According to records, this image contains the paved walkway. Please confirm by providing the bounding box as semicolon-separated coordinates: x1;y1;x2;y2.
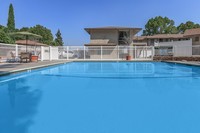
0;60;71;76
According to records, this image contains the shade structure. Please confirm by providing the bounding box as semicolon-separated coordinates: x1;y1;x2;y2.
10;32;43;52
15;40;47;46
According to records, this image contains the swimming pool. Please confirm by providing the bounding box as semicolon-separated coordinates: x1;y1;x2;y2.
0;62;200;133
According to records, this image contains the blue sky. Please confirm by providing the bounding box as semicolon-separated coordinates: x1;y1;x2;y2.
0;0;200;45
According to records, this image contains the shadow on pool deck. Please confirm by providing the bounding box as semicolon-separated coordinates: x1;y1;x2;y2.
0;63;22;68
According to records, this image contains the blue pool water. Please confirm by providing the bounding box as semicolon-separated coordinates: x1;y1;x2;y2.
0;62;200;133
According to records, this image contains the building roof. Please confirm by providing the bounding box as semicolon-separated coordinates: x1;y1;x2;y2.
85;26;142;34
184;28;200;37
146;34;185;39
133;34;186;41
16;40;48;46
84;43;116;46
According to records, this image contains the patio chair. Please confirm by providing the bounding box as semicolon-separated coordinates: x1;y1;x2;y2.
7;51;17;62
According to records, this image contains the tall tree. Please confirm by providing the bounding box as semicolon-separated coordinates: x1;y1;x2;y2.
143;16;178;36
54;29;64;46
7;4;15;32
177;21;200;33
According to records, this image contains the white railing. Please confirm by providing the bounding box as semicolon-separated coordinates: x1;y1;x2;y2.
0;43;41;62
57;46;153;61
1;43;200;62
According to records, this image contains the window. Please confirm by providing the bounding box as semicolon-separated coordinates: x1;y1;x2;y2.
118;31;129;45
119;31;128;39
195;37;199;42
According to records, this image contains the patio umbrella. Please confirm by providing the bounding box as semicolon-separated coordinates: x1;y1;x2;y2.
10;32;42;52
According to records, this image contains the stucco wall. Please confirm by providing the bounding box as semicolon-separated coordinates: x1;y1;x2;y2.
90;30;118;45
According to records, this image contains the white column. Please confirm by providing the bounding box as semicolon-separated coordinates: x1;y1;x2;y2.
152;46;154;60
67;46;69;60
101;46;102;60
135;46;137;60
84;46;86;60
117;45;119;60
49;46;52;61
143;48;145;58
173;46;175;57
41;46;44;61
15;44;18;57
145;46;147;59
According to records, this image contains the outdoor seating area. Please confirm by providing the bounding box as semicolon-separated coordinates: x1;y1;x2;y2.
20;52;32;63
1;51;39;63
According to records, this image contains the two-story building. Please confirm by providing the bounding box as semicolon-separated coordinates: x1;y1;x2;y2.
85;26;142;46
84;27;142;59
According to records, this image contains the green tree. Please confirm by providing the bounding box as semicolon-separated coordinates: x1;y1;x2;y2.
29;25;53;45
20;27;30;32
0;25;5;30
0;30;14;44
16;27;30;40
0;25;9;33
54;29;64;46
143;16;178;36
177;21;200;33
7;4;15;32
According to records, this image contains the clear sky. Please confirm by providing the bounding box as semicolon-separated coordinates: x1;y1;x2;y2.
0;0;200;45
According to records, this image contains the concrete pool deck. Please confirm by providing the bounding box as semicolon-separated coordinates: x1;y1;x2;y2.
0;60;71;76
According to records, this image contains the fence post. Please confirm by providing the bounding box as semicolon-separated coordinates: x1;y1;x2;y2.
145;46;147;59
15;44;18;57
49;46;52;61
67;46;69;60
41;46;44;61
84;46;86;60
101;46;102;60
173;46;175;57
117;46;119;60
152;46;154;60
135;46;137;60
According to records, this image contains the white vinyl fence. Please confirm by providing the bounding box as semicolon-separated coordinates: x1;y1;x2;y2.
58;46;153;60
154;45;200;57
1;43;200;62
0;43;41;62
